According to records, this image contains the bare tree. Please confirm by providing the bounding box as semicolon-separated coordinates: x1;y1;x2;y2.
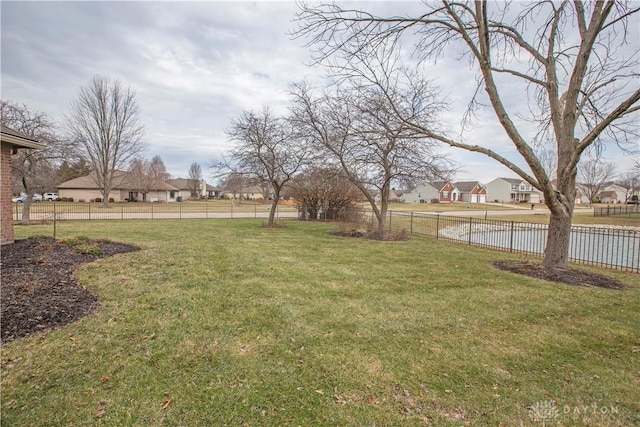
57;158;92;184
290;81;453;239
219;172;247;201
149;155;170;184
188;162;203;199
1;100;68;223
294;1;640;268
617;168;640;202
66;76;145;207
128;155;170;201
577;153;616;204
223;107;311;226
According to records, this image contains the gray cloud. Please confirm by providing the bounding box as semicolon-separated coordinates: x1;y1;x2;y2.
2;1;636;184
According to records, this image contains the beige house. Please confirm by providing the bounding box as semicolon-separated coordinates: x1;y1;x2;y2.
165;178;208;200
58;172;180;202
1;125;46;244
486;177;542;203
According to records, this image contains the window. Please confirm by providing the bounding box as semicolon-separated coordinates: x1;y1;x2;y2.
170;191;175;199
443;191;449;198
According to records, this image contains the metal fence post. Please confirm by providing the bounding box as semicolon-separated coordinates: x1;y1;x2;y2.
151;202;154;220
436;215;440;240
410;212;413;235
510;221;515;253
121;204;124;220
180;202;182;219
53;202;57;240
88;202;91;221
468;217;473;245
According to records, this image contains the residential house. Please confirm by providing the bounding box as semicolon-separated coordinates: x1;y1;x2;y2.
430;181;459;202
374;189;405;203
596;190;618;204
486;177;541;203
165;178;208;200
205;184;221;199
1;125;46;244
599;182;628;203
402;181;458;203
455;181;487;203
58;172;180;202
402;183;438;203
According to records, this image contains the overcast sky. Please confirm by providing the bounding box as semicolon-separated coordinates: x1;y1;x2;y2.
2;1;638;185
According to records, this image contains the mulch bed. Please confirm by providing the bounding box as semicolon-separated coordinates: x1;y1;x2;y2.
1;237;139;343
492;261;625;290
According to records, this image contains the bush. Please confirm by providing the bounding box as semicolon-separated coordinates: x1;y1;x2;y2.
109;198;115;203
94;198;102;203
78;199;85;203
62;236;103;255
430;198;440;204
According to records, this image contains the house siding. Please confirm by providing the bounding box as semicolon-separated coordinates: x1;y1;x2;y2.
486;178;541;203
58;189;123;202
1;143;14;244
402;184;439;203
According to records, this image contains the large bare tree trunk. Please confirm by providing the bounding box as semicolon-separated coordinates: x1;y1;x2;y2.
543;155;577;269
20;199;32;225
544;209;573;269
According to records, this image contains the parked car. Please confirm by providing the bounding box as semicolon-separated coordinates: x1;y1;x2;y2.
626;199;640;205
43;192;59;201
12;194;42;203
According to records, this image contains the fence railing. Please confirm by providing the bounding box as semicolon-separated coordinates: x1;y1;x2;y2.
13;202;639;272
353;210;639;273
13;201;299;221
593;204;640;217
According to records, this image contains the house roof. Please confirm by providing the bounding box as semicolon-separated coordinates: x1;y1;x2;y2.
205;184;220;191
429;181;450;191
165;178;202;191
500;177;524;185
58;172;179;191
598;191;617;198
1;125;47;150
454;181;481;192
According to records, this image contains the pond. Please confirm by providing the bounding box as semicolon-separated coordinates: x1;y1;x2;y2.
456;227;639;270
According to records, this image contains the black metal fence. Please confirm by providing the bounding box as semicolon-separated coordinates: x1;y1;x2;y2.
593;204;640;217
355;210;639;273
13;201;299;221
13;202;639;272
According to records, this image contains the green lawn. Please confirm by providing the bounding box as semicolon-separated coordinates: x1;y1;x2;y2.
3;220;639;426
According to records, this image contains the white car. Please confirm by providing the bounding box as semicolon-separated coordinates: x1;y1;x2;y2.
12;194;42;203
43;192;59;201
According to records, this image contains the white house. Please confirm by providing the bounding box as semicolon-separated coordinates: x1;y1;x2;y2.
485;177;541;203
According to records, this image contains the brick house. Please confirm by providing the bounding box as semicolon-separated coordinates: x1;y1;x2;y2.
1;125;46;244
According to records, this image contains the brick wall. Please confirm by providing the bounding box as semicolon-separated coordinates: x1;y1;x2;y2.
1;142;15;244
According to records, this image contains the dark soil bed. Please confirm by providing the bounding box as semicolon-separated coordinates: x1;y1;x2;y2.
492;261;625;290
1;237;139;343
